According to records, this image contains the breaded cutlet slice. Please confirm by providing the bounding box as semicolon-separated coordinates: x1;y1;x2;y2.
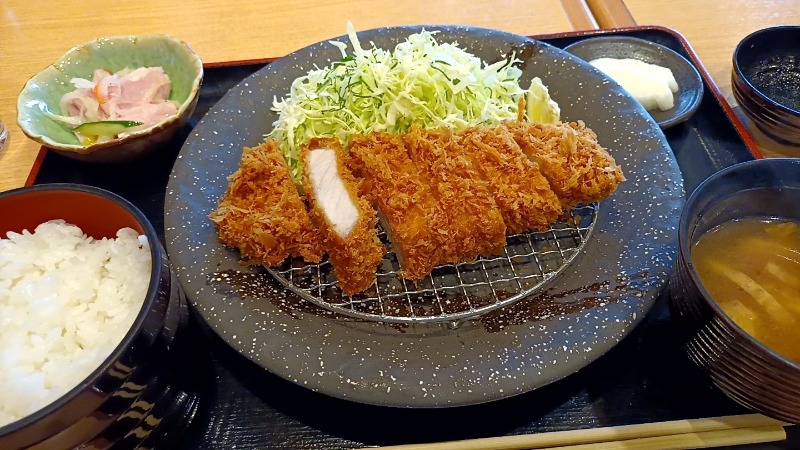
302;137;384;296
458;126;563;234
210;139;323;266
505;120;625;209
404;126;506;263
348;132;448;280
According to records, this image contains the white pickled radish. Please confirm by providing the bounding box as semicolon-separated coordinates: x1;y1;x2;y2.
590;57;679;111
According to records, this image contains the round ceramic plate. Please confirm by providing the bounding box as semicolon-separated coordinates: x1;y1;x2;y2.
564;35;704;129
164;26;684;407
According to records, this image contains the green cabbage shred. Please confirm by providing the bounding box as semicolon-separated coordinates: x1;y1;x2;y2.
267;22;560;182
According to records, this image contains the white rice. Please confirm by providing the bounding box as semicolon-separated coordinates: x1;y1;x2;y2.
0;220;151;427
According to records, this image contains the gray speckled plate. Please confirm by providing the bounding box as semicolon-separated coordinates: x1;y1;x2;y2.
164;26;684;408
564;36;704;130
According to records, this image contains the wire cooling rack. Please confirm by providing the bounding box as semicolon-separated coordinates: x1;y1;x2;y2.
268;203;598;324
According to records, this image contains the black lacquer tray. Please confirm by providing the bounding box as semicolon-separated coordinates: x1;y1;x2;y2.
29;26;798;449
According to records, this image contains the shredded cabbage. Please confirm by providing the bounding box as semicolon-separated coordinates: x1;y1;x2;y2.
526;77;561;124
268;22;559;182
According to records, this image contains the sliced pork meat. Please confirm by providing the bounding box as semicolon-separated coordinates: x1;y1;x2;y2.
209;140;324;267
505;120;626;209
212;122;626;296
404;126;506;263
348;132;448;280
302;137;384;296
458;125;563;234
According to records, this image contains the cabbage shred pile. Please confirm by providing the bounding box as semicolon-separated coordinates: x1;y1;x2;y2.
268;23;558;182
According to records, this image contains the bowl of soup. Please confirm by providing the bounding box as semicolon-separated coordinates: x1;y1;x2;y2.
669;157;800;423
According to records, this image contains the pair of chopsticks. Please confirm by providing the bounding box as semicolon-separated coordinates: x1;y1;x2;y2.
376;414;789;449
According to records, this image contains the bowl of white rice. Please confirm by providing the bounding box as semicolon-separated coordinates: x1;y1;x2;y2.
0;183;196;449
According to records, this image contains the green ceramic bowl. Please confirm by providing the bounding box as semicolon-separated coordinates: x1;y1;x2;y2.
17;35;203;163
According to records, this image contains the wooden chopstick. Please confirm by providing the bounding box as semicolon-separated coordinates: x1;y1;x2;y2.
560;0;600;31
544;425;786;450
375;414;789;450
585;0;637;29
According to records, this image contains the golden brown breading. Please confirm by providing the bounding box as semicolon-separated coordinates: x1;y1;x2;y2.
348;132;448;280
302;137;384;296
458;126;563;234
210;140;323;266
404;126;506;262
505;120;625;209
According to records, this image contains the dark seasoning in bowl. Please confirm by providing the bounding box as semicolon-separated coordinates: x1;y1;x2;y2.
733;26;800;146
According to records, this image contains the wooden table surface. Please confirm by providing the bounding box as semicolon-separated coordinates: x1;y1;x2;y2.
1;0;798;191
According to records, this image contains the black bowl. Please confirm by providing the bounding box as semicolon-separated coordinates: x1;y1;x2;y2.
733;26;800;146
564;35;704;129
669;158;800;423
0;184;201;449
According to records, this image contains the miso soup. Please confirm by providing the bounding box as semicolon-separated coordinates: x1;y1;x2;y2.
692;217;800;363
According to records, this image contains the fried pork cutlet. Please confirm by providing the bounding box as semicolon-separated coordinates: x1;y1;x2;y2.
404;126;506;263
458;126;563;234
348;132;448;280
302;137;384;296
505;120;625;209
210;140;323;266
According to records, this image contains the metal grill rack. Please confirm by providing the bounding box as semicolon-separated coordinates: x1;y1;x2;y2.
268;203;598;324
